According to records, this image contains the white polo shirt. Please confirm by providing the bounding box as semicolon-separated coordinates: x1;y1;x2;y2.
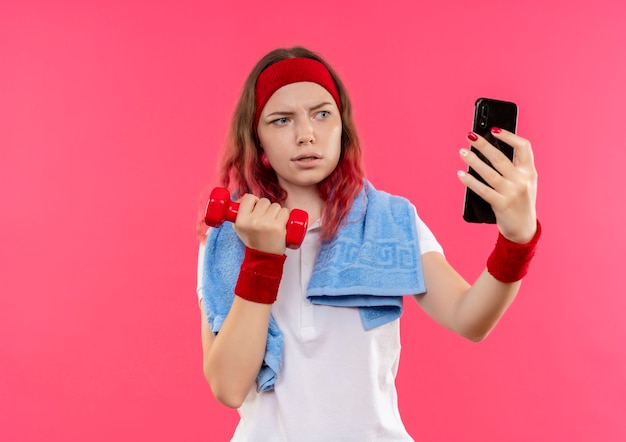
197;206;443;441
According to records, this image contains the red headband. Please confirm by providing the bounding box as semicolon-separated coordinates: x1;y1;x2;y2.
254;57;342;130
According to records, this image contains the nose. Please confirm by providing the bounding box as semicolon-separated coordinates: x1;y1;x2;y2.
296;120;315;146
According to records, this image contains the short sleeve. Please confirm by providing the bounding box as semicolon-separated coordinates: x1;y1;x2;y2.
412;205;444;256
196;242;206;303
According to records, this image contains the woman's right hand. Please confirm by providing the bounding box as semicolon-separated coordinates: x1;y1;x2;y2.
233;194;290;255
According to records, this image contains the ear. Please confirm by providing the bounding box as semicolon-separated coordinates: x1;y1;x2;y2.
260;152;271;168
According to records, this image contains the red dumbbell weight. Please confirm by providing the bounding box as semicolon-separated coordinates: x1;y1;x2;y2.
205;187;308;249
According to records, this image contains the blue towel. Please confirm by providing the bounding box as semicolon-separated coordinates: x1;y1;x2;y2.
307;182;425;329
202;181;425;392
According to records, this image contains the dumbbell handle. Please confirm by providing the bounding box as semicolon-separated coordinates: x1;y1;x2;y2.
205;187;308;249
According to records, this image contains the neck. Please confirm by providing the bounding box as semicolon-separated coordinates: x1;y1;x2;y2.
282;185;324;224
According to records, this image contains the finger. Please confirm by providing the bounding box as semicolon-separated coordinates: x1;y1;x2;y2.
459;148;506;192
237;193;259;215
276;207;290;225
457;168;503;207
490;128;534;167
251;197;271;215
266;202;287;217
262;201;284;221
467;131;514;177
266;205;291;234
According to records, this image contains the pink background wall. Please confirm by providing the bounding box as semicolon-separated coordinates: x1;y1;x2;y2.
1;0;625;440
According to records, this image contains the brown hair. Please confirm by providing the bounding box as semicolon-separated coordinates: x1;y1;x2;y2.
204;46;365;242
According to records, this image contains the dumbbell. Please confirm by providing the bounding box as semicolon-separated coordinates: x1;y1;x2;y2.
204;187;308;249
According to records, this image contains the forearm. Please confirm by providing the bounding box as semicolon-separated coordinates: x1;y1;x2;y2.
449;221;540;340
452;269;520;341
202;246;286;408
417;249;532;342
203;296;272;408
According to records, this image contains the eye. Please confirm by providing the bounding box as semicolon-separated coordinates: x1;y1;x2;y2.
316;110;330;119
272;117;290;126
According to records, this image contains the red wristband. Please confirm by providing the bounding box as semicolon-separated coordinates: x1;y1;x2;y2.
234;247;287;304
487;220;542;283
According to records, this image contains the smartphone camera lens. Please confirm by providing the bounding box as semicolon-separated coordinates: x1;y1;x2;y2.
480;104;489;118
479;104;489;129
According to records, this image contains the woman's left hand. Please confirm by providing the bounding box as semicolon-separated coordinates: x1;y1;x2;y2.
458;128;538;243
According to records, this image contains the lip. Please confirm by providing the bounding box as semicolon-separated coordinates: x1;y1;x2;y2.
291;152;323;169
292;152;322;161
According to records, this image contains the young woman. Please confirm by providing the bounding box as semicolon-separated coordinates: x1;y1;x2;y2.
196;46;540;441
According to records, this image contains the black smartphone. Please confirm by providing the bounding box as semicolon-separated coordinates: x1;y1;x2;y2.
462;98;518;223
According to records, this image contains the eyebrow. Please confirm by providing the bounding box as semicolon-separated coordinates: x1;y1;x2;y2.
265;101;334;118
